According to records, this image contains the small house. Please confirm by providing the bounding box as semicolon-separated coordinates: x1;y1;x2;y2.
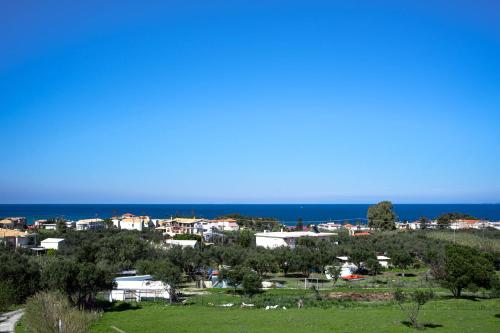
40;238;65;250
109;275;170;302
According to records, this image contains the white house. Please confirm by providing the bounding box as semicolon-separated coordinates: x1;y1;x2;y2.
34;220;75;230
317;223;343;231
109;275;170;302
376;255;391;268
0;229;37;248
76;218;105;231
40;238;65;250
255;231;336;249
165;239;198;248
112;214;151;231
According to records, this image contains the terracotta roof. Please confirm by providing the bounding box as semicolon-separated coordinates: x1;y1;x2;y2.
0;228;31;237
352;232;371;236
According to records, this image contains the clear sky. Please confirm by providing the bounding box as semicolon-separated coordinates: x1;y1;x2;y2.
1;0;499;204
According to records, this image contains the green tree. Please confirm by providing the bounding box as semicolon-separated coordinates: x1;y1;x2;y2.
367;201;396;230
365;258;382;276
153;260;182;303
242;270;262;297
245;250;274;278
221;266;245;292
41;258;114;310
436;215;451;229
0;281;16;312
419;216;429;230
394;289;434;329
237;230;254;248
56;218;68;233
326;264;342;287
291;246;316;277
295;218;303;231
0;249;40;304
349;248;375;269
431;245;495;297
273;246;292;276
390;250;413;277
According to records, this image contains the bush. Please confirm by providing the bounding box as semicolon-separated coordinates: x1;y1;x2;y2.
242;270;262;297
0;281;16;311
24;291;98;333
394;289;434;329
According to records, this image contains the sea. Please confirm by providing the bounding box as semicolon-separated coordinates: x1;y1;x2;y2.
1;204;500;226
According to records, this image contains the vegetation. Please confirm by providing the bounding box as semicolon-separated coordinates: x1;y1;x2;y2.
394;289;434;329
367;201;396;230
431;244;496;297
89;299;500;333
24;291;97;333
4;209;500;332
436;212;478;229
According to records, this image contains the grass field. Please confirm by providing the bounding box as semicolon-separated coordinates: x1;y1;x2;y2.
425;230;500;253
89;298;500;333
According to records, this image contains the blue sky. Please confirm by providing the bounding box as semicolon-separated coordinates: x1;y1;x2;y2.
1;0;499;204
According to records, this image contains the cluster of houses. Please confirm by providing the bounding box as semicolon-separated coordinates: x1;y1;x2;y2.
317;219;500;233
0;214;241;250
395;219;500;230
4;213;499;304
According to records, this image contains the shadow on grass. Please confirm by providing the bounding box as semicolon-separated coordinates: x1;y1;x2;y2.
402;321;443;329
440;295;481;302
284;273;308;278
494;313;500;318
105;302;142;312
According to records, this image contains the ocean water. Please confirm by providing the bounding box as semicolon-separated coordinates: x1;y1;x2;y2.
1;204;500;225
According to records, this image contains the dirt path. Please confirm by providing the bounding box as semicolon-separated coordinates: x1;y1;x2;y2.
0;309;24;333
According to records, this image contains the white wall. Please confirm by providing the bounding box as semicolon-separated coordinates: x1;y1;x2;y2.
255;236;289;249
41;240;64;250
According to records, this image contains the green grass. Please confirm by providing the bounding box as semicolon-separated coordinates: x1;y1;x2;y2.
426;231;500;253
90;298;500;333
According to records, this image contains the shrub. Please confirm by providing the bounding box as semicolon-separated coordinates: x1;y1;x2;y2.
24;291;98;333
242;270;262;297
394;289;434;329
0;281;16;311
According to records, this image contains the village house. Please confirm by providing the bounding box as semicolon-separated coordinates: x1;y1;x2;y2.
343;223;371;236
76;218;106;231
40;238;65;250
109;275;171;302
255;230;337;249
376;255;391;268
0;217;27;229
0;228;37;248
325;256;358;278
160;217;204;236
165;239;198;248
317;222;343;231
112;214;152;231
0;219;15;229
34;219;75;230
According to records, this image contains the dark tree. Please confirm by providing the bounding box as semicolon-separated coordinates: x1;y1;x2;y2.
431;245;495;297
242;270;262;297
295;218;303;231
390;250;413;276
365;258;382;276
220;266;245;292
367;201;396;230
419;216;429;230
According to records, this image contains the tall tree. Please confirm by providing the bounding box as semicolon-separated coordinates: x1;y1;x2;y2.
419;216;429;230
367;201;396;230
295;218;303;231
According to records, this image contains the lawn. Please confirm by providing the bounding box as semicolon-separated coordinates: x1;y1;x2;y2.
90;298;500;333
